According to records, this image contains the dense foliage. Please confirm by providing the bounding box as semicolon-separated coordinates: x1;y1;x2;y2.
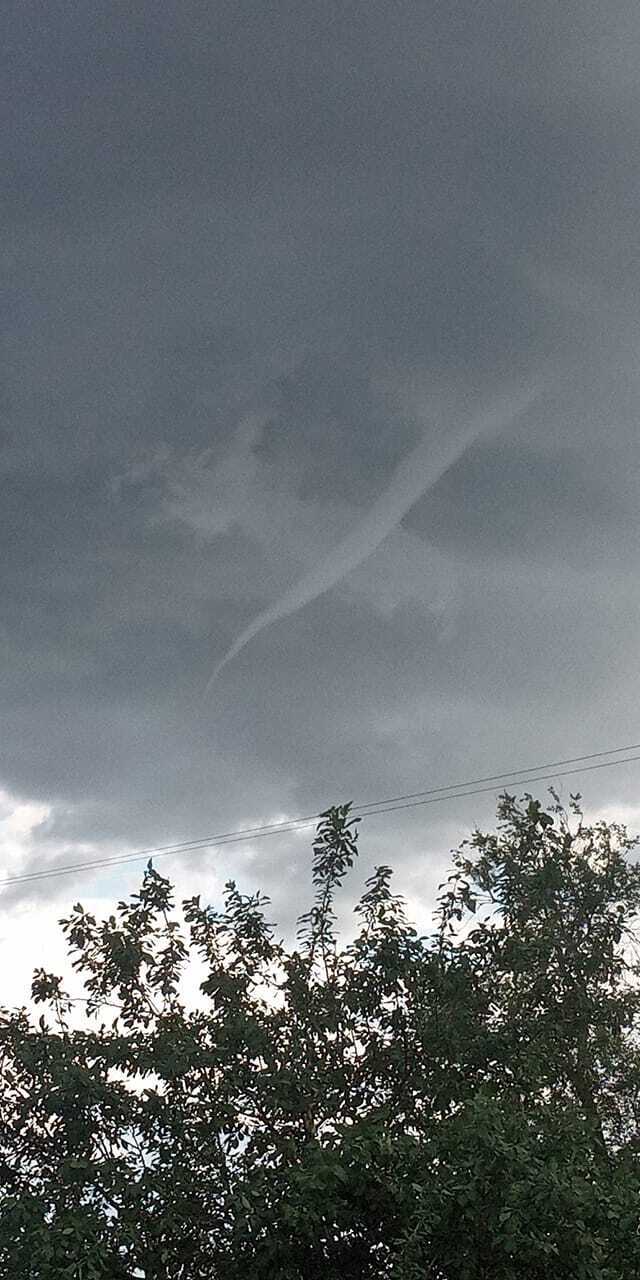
2;792;640;1277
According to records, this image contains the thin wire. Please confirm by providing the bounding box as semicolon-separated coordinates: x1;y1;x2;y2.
8;738;637;883
2;742;639;889
354;741;640;812
0;819;319;886
356;752;640;817
8;816;320;882
13;737;634;875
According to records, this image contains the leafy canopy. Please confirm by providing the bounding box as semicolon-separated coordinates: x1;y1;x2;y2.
2;792;640;1278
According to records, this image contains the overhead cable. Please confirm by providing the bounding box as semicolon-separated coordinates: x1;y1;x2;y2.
2;741;639;888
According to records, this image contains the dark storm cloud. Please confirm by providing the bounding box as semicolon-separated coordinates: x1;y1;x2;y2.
1;1;639;910
1;1;559;224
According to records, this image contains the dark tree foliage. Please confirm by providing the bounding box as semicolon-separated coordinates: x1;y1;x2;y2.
2;793;640;1278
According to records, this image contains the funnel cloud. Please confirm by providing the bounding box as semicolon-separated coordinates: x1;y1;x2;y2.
206;380;541;689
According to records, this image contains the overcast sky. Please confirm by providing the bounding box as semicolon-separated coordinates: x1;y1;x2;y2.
2;1;640;1005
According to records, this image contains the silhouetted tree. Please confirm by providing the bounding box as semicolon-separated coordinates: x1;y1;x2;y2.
1;793;640;1277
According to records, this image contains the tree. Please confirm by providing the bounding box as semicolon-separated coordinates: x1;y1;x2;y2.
1;793;640;1278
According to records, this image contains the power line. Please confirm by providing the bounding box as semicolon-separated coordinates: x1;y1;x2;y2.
4;746;640;887
357;752;640;818
2;740;640;890
1;818;319;887
353;741;640;812
13;739;638;886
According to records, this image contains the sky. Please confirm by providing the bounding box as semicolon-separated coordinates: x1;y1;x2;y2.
2;0;640;1007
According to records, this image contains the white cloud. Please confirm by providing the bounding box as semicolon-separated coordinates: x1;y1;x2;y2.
0;788;132;1012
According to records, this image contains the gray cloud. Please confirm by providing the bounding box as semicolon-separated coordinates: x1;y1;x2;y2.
1;1;639;923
